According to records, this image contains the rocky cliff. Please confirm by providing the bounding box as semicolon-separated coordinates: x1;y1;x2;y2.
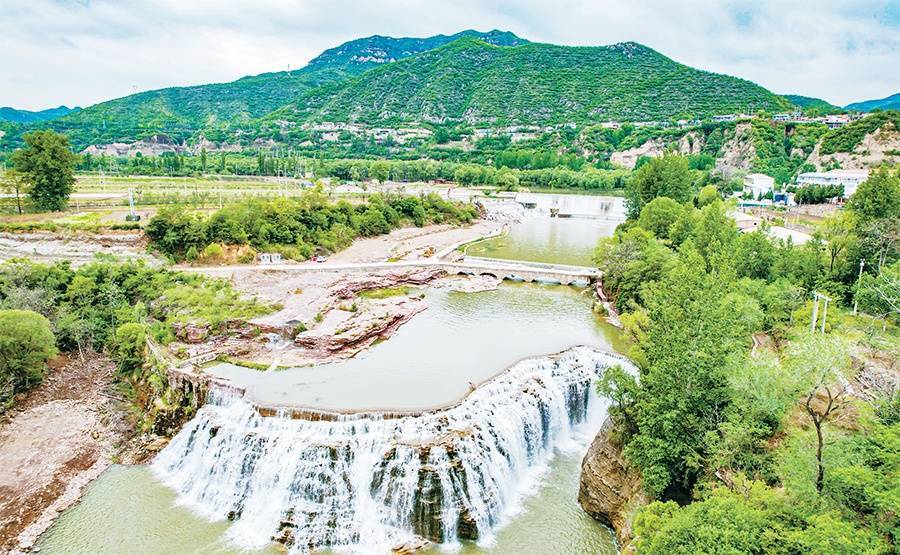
578;418;647;552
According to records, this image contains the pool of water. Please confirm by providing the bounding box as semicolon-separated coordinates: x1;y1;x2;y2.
466;217;619;266
38;450;616;555
208;282;626;412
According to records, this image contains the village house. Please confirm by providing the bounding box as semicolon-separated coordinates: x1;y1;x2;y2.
744;173;775;199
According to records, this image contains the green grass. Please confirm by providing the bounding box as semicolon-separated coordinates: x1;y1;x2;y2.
359;286;412;299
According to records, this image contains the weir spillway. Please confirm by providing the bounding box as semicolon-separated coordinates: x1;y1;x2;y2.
151;347;633;553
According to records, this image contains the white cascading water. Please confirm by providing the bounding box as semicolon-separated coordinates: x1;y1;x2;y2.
152;347;633;553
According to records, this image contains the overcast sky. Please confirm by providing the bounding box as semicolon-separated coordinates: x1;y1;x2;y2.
2;0;898;111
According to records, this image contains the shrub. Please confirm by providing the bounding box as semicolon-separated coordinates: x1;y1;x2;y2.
0;309;57;408
113;322;147;378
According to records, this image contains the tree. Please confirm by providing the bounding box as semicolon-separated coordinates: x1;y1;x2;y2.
200;147;208;173
496;170;520;191
371;160;390;183
10;130;77;211
788;334;852;492
637;197;684;240
113;322;147;378
1;169;30;214
817;211;857;273
848;166;899;222
695;184;719;207
625;155;694;219
0;309;57;407
625;244;746;497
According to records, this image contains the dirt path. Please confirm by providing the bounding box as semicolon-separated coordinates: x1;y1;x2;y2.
0;355;132;553
327;221;502;264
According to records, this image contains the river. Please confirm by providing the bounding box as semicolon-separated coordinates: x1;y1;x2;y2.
38;193;627;554
468;194;624;266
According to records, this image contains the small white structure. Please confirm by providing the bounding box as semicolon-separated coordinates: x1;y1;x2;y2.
744;173;775;199
797;169;869;198
258;252;283;265
713;114;736;122
772;113;791;122
824;115;850;129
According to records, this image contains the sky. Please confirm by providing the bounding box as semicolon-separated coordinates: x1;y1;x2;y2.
2;0;899;111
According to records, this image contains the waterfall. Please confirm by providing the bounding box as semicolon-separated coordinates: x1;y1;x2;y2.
152;347;632;553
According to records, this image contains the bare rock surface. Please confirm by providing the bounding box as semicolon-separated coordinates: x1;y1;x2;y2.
0;230;156;266
295;296;428;358
578;418;648;552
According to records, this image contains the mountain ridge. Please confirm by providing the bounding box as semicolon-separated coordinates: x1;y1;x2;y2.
40;30;527;148
273;37;791;128
845;92;900;112
0;105;78;124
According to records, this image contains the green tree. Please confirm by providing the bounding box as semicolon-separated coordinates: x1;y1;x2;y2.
10;130;77;211
0;309;57;407
625;155;694;218
1;169;30;214
848;166;899;222
496;170;520;191
695;184;720;207
113;322;147;378
637;197;684;240
624;244;746;497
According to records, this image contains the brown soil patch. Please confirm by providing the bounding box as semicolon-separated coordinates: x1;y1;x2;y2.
0;354;132;553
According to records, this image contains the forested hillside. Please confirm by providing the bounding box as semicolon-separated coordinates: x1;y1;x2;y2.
0;106;76;124
276;38;792;127
845;92;900;112
782;94;841;114
32;30;526;149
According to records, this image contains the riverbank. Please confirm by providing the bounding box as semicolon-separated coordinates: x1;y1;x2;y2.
0;355;133;554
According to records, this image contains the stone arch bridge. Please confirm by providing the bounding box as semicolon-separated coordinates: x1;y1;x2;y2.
184;257;599;286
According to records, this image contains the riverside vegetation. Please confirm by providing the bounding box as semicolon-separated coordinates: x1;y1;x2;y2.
145;186;479;261
0;258;275;429
592;157;899;552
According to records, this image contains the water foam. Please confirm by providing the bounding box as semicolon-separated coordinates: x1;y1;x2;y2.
152;347;632;553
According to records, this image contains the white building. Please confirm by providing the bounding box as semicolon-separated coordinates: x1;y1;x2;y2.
797;169;870;198
824;115;850;129
744;173;775;198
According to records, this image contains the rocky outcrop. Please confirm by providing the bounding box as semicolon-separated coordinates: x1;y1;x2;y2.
81;134;190;157
610;130;705;169
610;139;666;169
329;267;445;300
805;122;900;170
715;122;755;175
578;418;648;552
294;296;428;358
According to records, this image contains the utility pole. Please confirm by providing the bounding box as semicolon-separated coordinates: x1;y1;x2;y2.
853;259;865;315
811;292;831;333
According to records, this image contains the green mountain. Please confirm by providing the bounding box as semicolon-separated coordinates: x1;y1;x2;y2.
276;38;792;127
42;30;527;148
0;105;77;124
845;92;900;112
781;94;841;113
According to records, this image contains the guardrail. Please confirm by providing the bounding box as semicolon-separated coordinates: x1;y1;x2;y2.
462;255;598;274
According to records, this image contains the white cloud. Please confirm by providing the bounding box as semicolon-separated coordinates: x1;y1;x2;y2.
1;0;897;110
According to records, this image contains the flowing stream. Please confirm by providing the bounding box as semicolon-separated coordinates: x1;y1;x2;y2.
38;192;627;554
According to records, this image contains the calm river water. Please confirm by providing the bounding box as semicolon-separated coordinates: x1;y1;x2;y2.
38;193;626;554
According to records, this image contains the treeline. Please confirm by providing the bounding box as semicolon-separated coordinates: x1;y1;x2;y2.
793;183;843;204
594;163;899;552
77;149;306;178
0;259;272;418
313;158;629;190
146;187;479;261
